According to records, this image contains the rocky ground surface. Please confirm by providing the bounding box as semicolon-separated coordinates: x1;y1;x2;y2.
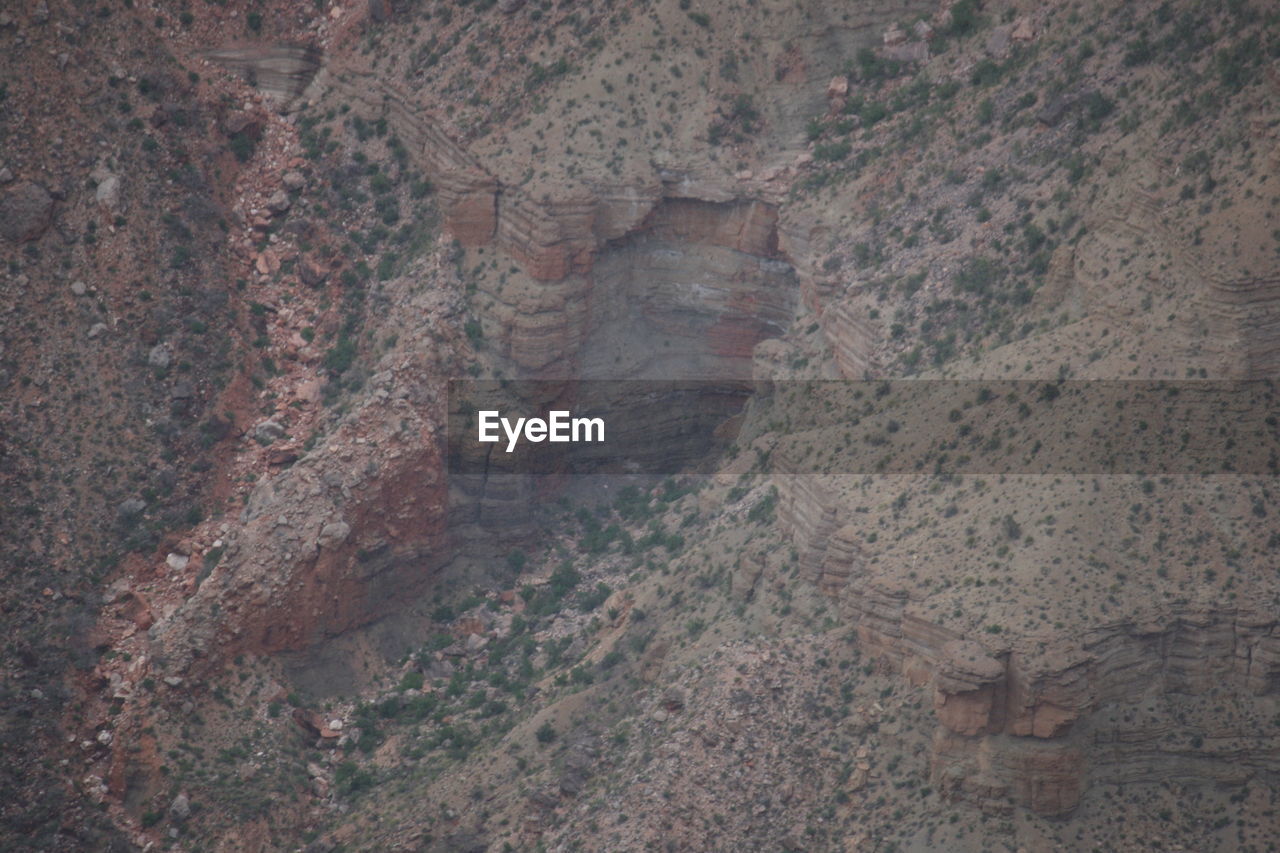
3;0;1280;851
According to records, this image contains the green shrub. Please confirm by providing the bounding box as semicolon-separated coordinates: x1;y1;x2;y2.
947;0;980;37
229;132;256;163
814;141;851;162
953;256;1002;297
334;761;374;796
970;60;1003;87
323;336;357;375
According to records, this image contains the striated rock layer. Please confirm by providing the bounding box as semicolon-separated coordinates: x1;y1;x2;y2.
321;71;799;378
775;474;1280;817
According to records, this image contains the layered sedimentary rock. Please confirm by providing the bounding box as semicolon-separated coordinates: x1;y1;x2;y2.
580;199;796;379
774;474;1280;816
202;44;322;103
1201;272;1280;377
820;295;882;379
322;71;797;378
1070;169;1280;380
933;639;1006;737
149;378;448;675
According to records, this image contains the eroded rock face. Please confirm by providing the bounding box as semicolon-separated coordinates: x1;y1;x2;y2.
774;473;1280;817
202;45;322;104
0;181;54;243
578;199;797;379
149;385;449;675
933;640;1005;737
324;72;799;380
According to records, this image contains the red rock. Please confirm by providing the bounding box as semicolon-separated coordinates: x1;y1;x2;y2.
267;448;299;467
291;708;341;739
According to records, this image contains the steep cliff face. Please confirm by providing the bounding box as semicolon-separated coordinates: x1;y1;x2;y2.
322;69;803;378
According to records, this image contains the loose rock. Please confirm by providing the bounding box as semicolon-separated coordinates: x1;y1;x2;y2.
148;344;172;370
95;174;123;213
266;190;291;214
254;420;286;444
0;182;54;243
169;793;191;822
317;520;351;548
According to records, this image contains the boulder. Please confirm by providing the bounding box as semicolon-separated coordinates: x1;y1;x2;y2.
266;190;291;215
292;708;342;740
298;255;328;287
267;448;298;467
147;344;172;370
95;174;123;213
317;520;351;548
254;420;285;444
0;182;54;243
985;25;1011;57
282;170;306;192
826;76;849;100
221;110;262;139
1037;95;1074;127
169;793;191;822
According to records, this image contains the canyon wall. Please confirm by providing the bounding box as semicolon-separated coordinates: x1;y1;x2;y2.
322;69;801;379
775;474;1280;816
148;369;450;676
